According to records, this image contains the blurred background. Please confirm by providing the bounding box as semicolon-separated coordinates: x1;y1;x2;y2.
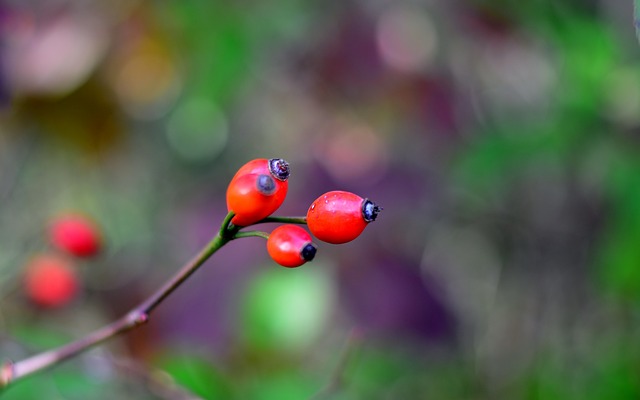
0;0;638;398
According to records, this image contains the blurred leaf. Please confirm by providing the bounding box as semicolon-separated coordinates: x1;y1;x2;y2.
595;153;640;297
156;353;232;399
586;344;640;399
159;2;253;104
453;114;598;196
345;348;470;399
452;126;556;194
519;340;640;400
10;324;72;351
239;371;316;400
51;366;110;400
1;374;57;400
553;19;618;115
348;350;412;397
192;19;251;103
453;133;533;191
517;359;570;400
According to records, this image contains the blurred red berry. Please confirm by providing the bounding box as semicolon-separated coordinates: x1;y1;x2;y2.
306;191;381;244
24;254;78;308
267;225;317;268
50;214;102;257
227;173;284;226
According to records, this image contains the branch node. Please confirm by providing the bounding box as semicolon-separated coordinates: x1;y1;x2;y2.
135;313;149;325
126;311;149;327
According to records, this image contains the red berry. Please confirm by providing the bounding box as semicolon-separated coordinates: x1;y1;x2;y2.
24;254;78;308
306;191;381;244
267;225;317;268
50;214;102;258
230;158;289;216
227;173;283;226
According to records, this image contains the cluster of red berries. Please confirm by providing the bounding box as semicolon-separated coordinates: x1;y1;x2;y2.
226;158;381;268
23;159;379;303
23;214;102;308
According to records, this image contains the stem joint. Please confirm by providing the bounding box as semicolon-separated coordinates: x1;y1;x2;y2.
127;311;149;327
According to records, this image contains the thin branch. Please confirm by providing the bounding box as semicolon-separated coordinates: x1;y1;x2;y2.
135;232;230;316
233;230;270;240
0;212;238;389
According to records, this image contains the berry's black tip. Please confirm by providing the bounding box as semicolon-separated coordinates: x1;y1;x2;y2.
362;199;382;223
301;243;317;262
268;158;290;181
256;174;277;195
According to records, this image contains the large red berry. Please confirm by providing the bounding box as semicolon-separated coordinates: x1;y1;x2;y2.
230;158;289;214
24;254;78;308
306;191;381;244
50;214;102;258
267;225;317;268
227;173;283;226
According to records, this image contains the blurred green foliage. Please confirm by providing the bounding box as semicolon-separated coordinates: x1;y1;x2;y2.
241;265;333;352
156;353;232;399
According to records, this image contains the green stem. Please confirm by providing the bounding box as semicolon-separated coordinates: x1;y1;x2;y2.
258;216;307;225
233;230;270;240
220;211;238;238
135;231;230;315
0;212;237;389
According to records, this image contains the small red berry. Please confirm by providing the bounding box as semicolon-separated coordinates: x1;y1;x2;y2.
50;214;102;258
306;191;381;244
24;254;79;308
267;225;317;268
227;173;283;226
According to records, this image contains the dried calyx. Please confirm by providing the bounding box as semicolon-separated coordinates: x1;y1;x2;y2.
268;158;291;182
362;199;382;223
301;243;317;261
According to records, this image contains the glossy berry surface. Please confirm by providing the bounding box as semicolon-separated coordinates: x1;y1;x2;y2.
227;173;283;226
231;158;289;213
24;254;78;308
50;214;102;258
306;191;381;244
267;225;317;268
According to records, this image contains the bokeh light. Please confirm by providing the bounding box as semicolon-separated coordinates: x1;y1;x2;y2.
166;98;228;163
377;5;438;74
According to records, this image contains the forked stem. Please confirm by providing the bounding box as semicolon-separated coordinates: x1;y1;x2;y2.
0;212;309;389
